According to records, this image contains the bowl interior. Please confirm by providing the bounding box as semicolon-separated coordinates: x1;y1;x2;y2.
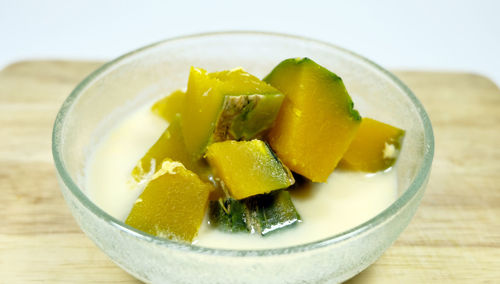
53;31;434;254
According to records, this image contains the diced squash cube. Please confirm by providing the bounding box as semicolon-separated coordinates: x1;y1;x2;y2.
264;58;361;182
151;90;185;122
245;190;301;236
209;190;301;236
205;140;294;200
131;117;209;182
209;198;247;233
181;67;284;159
125;160;212;242
340;118;405;172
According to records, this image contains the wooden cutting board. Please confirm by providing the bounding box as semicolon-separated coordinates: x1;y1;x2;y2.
0;61;498;283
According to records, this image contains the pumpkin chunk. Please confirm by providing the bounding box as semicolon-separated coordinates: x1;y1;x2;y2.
131;117;210;182
264;58;361;182
340;118;405;172
181;67;284;159
209;198;247;233
151;90;185;122
209;190;301;236
125;160;212;242
205;140;295;200
245;190;301;235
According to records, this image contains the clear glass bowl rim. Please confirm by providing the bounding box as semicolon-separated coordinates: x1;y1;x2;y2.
52;31;434;257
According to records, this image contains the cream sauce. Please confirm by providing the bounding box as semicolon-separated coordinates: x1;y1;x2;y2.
86;105;397;249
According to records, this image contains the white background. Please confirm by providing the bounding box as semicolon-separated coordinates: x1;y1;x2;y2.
1;0;499;85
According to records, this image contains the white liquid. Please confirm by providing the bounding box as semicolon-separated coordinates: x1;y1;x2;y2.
86;105;397;249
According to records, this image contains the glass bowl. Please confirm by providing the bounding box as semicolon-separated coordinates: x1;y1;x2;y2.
52;31;434;283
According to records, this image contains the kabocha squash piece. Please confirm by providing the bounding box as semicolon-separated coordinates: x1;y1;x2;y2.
205;140;295;200
209;190;301;236
264;58;361;182
131;117;209;182
209;198;247;233
245;190;301;236
125;160;212;242
340;118;405;172
181;67;284;159
151;90;185;122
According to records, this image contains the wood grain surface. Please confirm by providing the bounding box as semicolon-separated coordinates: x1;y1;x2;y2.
0;61;499;283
